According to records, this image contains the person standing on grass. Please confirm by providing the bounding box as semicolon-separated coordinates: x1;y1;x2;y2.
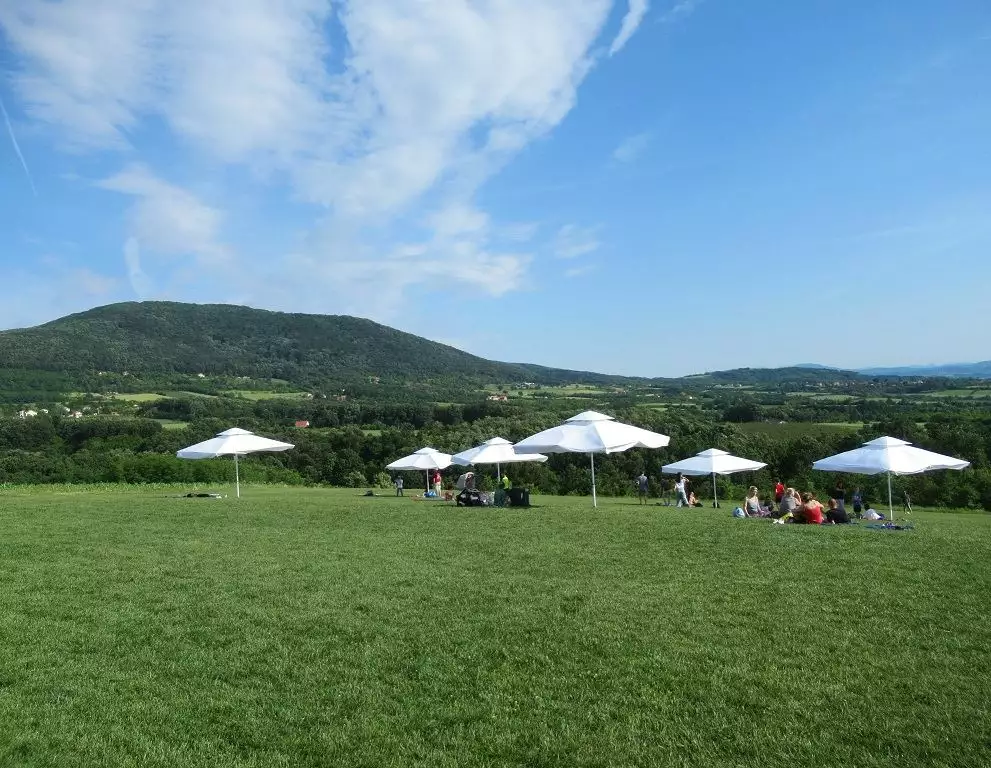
674;473;690;507
432;469;442;496
637;472;649;505
774;480;785;504
903;491;913;514
831;479;846;512
394;475;403;497
852;486;863;516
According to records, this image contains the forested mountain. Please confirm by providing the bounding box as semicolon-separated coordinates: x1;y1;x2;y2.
0;302;622;387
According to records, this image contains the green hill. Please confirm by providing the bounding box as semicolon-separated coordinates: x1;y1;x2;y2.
0;301;617;388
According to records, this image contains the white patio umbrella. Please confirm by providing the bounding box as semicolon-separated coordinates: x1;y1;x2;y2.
812;436;970;520
452;437;548;480
177;427;294;498
514;411;670;507
386;447;453;492
662;448;767;508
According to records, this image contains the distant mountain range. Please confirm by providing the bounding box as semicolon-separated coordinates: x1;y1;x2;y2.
797;362;991;379
857;362;991;379
0;302;987;388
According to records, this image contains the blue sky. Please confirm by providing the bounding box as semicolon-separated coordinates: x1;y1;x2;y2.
1;0;989;377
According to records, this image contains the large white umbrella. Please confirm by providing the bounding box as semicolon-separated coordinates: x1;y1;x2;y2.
514;411;670;507
452;437;548;480
386;447;453;492
812;436;970;519
177;427;294;498
662;448;767;508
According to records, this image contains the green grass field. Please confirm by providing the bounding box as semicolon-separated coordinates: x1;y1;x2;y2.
736;422;862;439
220;390;312;401
1;487;989;767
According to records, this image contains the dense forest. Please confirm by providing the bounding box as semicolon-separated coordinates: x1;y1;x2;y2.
0;302;622;388
0;302;989;509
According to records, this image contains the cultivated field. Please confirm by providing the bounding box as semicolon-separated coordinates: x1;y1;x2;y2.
0;487;988;767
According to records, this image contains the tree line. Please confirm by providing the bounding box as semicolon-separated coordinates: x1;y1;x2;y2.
1;403;988;509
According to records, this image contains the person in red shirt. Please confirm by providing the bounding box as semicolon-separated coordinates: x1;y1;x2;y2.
774;480;785;504
800;492;824;525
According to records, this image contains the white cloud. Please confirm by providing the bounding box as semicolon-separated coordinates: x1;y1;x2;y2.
659;0;705;25
565;264;596;278
612;131;651;163
95;164;229;297
609;0;649;56
554;224;601;259
0;1;637;311
97;164;229;265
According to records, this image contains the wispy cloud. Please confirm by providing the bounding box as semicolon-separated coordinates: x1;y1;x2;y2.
554;224;601;259
612;131;651;163
0;1;630;313
658;0;705;25
95;164;230;297
565;264;596;278
0;95;37;196
609;1;650;56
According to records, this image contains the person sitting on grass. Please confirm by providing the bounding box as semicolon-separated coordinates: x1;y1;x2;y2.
687;491;703;508
743;486;763;517
825;497;850;524
798;492;825;525
776;487;798;520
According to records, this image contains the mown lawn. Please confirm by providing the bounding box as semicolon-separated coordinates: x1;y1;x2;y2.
0;487;988;767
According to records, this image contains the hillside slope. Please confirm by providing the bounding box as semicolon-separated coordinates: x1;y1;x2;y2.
0;302;614;386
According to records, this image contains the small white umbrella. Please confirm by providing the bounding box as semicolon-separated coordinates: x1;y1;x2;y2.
662;448;767;508
515;411;670;507
452;437;548;481
386;447;453;492
812;436;970;520
177;427;294;498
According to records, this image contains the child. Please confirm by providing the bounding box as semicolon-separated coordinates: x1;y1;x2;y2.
394;475;404;497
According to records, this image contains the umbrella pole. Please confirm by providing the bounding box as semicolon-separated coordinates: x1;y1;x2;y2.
497;462;501;481
712;473;718;508
887;472;893;522
235;453;240;499
590;453;597;508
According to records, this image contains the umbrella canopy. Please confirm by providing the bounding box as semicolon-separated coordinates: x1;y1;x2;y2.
515;411;670;507
662;448;767;507
177;427;294;498
812;436;970;519
452;437;547;479
386;447;453;492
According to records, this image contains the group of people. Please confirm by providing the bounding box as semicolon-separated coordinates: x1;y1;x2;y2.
633;472;890;524
394;469;512;498
753;480;885;524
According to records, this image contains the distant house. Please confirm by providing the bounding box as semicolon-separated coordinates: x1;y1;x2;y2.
487;394;508;402
71;411;84;419
295;420;310;428
18;409;38;419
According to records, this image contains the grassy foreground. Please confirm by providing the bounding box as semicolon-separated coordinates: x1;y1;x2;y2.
0;487;989;768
